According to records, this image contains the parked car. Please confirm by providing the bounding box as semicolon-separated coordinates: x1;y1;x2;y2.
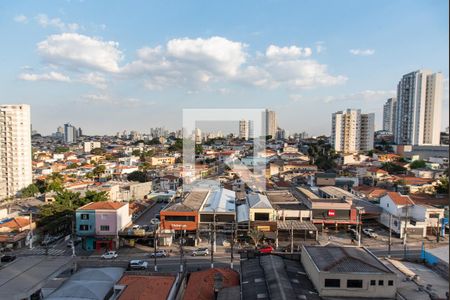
101;251;118;259
258;246;274;254
132;225;141;230
362;228;378;238
67;240;74;248
149;249;168;258
1;255;16;263
129;260;148;270
192;248;209;256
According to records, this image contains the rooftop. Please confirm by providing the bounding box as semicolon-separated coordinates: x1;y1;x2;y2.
163;190;209;212
318;186;356;200
266;190;299;204
303;245;394;274
385;192;415;206
247;193;273;209
183;268;239;300
77;201;127;211
201;188;236;213
117;275;175;300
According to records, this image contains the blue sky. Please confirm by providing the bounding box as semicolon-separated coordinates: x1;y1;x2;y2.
0;0;448;135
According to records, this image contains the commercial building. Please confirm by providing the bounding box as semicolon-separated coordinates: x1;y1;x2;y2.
0;104;32;199
76;201;131;251
247;193;277;231
394;70;443;145
302;245;397;298
63;123;78;144
331;109;375;153
383;97;397;133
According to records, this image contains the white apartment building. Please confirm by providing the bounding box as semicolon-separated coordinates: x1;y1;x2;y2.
0;104;32;199
83;141;101;153
383;97;397;133
239;120;249;140
394;70;443;146
331;109;375;153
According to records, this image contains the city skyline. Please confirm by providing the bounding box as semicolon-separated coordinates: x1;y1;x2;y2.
0;0;448;135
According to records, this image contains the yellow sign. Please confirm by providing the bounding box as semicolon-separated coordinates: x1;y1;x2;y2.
257;226;271;232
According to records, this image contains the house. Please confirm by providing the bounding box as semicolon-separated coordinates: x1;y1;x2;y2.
0;216;36;249
115;274;177;300
351;186;388;202
378;192;445;238
366;167;389;180
247;193;276;232
76;201;131;251
158;175;181;192
302;245;397;299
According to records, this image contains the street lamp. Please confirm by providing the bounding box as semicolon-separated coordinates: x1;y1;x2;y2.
151;218;160;272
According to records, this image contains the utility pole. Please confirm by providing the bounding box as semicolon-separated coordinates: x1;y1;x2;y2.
29;211;33;249
179;228;185;273
151;218;160;272
290;222;294;254
210;223;214;269
388;213;392;258
213;211;217;252
357;210;362;247
403;205;408;259
230;222;234;270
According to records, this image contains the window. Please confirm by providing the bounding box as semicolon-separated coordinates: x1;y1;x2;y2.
388;280;394;286
80;214;89;220
100;225;110;231
370;280;376;286
324;279;340;288
79;225;89;231
254;213;270;221
165;215;195;222
429;213;440;219
347;280;363;288
378;280;384;286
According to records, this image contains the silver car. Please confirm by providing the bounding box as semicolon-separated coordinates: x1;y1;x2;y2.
192;248;209;256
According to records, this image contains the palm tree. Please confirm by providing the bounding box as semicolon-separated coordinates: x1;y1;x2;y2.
248;228;264;249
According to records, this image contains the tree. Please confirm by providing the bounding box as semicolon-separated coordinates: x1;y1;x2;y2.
168;139;183;152
127;171;147;182
54;190;81;209
83;190;109;203
195;144;203;155
45;173;64;192
21;184;40;198
67;163;79;169
436;176;449;194
132;149;141;156
92;165;106;180
381;162;406;174
248;228;264;249
409;160;426;169
148;138;161;145
55;146;69;153
90;148;105;155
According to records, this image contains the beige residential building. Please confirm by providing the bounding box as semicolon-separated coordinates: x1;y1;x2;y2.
264;109;277;139
0;104;32;199
238;120;249;140
150;156;176;166
331;109;374;153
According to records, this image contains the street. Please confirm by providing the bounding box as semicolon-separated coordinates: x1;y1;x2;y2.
134;201;166;226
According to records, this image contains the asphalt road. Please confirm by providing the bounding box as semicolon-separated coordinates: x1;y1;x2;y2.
134;202;166;226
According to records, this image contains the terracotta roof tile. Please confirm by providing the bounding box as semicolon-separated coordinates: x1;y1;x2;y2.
183;268;239;300
386;192;414;206
118;275;175;300
0;217;32;229
78;201;127;210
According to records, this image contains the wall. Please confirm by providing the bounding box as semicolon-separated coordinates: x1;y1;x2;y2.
95;211;118;235
76;210;95;236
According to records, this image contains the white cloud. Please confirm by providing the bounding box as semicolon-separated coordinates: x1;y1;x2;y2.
265;45;312;59
81;93;154;107
37;33;122;72
166;36;247;76
78;72;107;89
14;15;28;24
349;49;375;56
315;41;326;54
35;14;80;32
324;89;395;103
18;71;71;82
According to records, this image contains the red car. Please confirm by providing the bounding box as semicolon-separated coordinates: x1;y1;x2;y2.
258;246;274;254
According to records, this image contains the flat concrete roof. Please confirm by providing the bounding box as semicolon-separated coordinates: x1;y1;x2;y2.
266;191;300;204
0;256;73;300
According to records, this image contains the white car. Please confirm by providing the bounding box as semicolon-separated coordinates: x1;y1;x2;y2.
362;228;378;238
101;251;118;259
192;248;209;256
129;260;148;270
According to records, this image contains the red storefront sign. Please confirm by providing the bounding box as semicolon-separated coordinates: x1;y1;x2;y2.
328;210;335;217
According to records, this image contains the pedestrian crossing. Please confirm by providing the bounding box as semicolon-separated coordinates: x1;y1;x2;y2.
19;247;69;256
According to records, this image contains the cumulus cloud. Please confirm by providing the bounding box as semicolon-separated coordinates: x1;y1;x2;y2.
30;34;346;90
14;15;28;23
35;14;80;32
265;45;312;59
315;41;326;54
78;72;107;89
37;33;122;72
324;89;395;103
349;49;375;56
81;93;154;107
18;71;71;82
